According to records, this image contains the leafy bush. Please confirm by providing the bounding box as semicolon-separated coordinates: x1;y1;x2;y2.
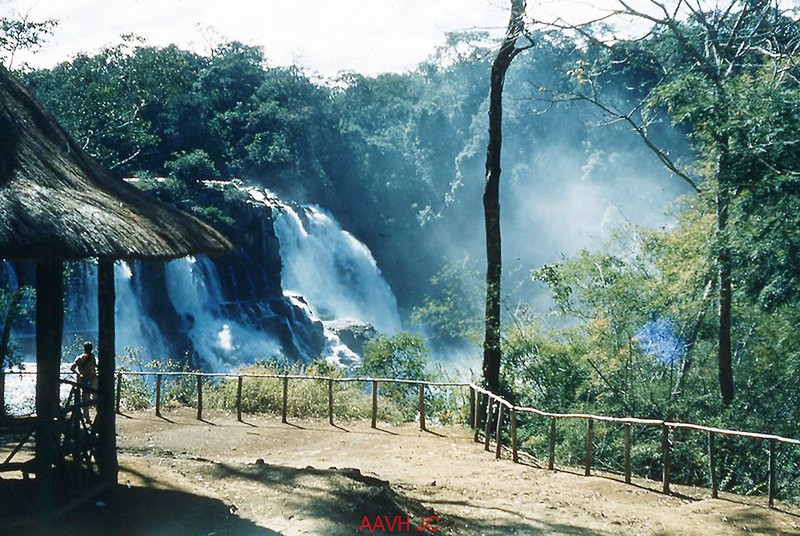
166;149;218;185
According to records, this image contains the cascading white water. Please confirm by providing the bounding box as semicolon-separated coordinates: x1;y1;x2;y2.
264;193;401;334
164;256;282;371
62;261;171;358
114;261;171;360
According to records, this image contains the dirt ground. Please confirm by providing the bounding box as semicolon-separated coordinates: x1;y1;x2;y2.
7;407;800;535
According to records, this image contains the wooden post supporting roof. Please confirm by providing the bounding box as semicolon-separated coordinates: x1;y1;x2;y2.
96;259;117;484
34;258;64;515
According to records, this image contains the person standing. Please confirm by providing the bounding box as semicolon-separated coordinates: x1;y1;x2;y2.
70;341;97;421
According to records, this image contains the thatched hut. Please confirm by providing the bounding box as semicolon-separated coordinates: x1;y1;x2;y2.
0;63;232;514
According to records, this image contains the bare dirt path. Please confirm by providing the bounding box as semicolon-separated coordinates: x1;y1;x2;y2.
16;408;800;535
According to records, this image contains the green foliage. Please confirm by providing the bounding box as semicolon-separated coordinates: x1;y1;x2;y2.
0;285;35;371
207;360;403;422
166;149;219;184
357;332;430;421
411;256;483;348
359;332;429;380
191;206;235;232
509;196;800;499
116;347;153;411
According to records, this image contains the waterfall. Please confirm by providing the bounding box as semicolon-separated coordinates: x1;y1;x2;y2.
114;262;170;361
260;191;401;334
63;261;171;358
164;256;283;371
2;184;402;379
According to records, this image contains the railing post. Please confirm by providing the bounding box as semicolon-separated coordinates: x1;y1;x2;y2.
769;439;776;509
585;418;594;476
511;408;518;463
624;423;631;484
236;376;243;422
282;375;289;424
473;392;481;443
327;379;334;426
418;383;426;431
662;423;671;494
115;372;122;414
709;431;718;499
495;404;505;459
469;386;476;429
196;373;203;421
548;416;556;470
484;398;493;452
155;374;162;418
371;380;378;428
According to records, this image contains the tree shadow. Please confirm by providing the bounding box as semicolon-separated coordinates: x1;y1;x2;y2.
4;477;279;535
195;459;614;535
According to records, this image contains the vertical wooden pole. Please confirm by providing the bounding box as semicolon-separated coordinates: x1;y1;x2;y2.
585;418;594;476
418;383;426;431
236;376;243;422
327;379;334;425
97;259;118;485
511;408;518;463
484;398;493;452
548;417;556;470
196;374;203;421
155;374;162;418
624;423;631;484
709;431;718;499
115;372;122;414
769;439;776;509
371;380;378;428
282;376;289;424
35;258;64;515
662;424;671;494
469;386;476;429
473;392;481;443
494;404;504;459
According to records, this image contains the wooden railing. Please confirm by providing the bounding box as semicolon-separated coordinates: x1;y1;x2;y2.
470;385;800;509
5;369;798;508
113;371;467;431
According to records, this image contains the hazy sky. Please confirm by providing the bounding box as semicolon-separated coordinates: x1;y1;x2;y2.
7;0;518;75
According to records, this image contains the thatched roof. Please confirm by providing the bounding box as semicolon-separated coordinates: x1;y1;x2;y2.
0;65;232;261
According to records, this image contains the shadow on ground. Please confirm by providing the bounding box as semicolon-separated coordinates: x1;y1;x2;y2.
2;482;276;536
193;458;611;535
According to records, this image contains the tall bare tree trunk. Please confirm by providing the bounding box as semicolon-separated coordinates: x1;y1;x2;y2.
716;151;734;404
483;0;527;394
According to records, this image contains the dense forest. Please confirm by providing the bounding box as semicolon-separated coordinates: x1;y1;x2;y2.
4;0;800;498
